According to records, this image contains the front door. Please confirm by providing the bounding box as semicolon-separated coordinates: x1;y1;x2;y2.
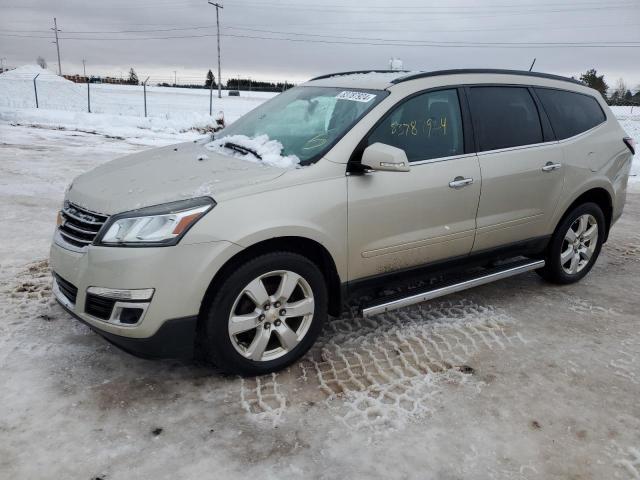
347;88;481;281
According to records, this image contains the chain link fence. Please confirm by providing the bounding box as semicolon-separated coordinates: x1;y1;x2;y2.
0;66;291;123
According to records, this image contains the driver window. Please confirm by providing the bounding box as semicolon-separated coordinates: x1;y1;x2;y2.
367;89;464;162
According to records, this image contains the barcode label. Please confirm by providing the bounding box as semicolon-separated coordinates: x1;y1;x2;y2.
336;91;377;102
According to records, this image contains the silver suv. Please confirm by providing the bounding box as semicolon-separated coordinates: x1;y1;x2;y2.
50;69;635;375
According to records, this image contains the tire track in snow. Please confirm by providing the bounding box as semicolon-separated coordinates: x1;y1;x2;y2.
605;234;640;265
240;298;526;429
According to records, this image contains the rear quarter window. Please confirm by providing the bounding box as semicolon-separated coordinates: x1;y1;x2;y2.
534;88;606;140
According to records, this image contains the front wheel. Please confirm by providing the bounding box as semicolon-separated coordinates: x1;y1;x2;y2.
199;252;328;376
537;202;605;284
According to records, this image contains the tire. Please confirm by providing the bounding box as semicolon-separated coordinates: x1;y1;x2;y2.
199;252;328;376
537;202;605;285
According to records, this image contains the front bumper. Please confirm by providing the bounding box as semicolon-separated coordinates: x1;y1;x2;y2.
56;296;198;358
50;236;243;357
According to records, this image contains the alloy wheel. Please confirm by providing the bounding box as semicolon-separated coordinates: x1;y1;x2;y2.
560;214;598;275
227;270;315;362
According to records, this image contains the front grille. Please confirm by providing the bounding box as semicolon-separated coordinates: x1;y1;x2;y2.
54;273;78;304
85;293;116;320
58;202;109;248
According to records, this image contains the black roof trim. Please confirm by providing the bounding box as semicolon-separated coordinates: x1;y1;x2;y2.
392;69;582;86
310;70;409;81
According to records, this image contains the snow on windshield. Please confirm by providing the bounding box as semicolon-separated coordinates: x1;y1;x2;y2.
204;134;301;168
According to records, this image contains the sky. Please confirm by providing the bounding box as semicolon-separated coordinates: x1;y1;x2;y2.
1;0;640;89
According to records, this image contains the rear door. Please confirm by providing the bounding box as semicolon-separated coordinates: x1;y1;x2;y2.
347;88;481;281
467;86;565;252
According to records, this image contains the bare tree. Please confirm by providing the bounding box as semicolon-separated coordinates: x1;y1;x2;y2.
611;78;627;100
36;56;47;69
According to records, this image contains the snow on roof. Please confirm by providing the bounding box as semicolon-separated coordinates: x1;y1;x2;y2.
304;70;421;90
0;64;71;82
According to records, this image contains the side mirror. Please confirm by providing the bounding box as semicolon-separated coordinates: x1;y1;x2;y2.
361;143;410;172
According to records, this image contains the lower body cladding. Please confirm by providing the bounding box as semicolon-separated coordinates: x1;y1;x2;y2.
49;238;243;358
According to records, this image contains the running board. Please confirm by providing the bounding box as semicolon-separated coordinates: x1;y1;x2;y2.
361;258;545;318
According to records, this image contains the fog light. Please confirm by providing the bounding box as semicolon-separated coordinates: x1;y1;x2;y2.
86;286;154;301
119;307;144;325
85;286;153;326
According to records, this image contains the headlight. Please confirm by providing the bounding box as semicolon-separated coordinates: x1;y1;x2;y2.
97;197;215;247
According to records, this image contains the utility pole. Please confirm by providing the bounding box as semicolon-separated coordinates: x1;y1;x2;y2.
51;17;62;76
207;1;223;98
82;58;86;77
0;58;6;73
173;70;177;86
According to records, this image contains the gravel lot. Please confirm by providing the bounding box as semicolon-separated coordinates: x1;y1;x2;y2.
1;123;639;479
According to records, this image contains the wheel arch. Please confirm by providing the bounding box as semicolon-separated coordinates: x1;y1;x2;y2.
557;187;613;242
199;236;343;320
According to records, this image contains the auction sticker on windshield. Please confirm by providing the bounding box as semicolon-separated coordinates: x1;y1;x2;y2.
336;91;377;102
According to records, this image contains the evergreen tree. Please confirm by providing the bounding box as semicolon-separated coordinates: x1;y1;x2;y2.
205;69;216;88
128;68;139;85
579;69;608;99
36;56;47;69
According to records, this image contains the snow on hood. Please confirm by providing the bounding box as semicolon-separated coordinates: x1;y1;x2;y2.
204;134;300;168
66;140;287;215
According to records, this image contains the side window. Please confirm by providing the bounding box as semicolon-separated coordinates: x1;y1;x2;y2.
468;86;543;151
534;88;606;139
366;89;464;162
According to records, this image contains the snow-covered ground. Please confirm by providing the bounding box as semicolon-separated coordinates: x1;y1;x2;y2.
0;65;275;140
1;70;640;478
1;123;640;478
614;106;640;179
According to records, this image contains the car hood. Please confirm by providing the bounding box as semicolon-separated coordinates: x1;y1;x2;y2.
66;140;287;215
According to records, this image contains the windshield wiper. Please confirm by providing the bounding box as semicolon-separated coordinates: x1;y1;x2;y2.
224;142;262;160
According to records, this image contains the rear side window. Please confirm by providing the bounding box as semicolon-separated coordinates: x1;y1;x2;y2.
366;89;464;162
534;88;606;139
468;86;543;151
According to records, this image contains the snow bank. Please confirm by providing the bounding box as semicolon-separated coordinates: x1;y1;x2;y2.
0;108;209;144
0;64;275;126
0;65;86;111
204;134;300;168
611;106;640;181
1;64;69;82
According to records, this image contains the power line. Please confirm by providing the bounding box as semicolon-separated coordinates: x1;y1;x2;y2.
221;25;640;46
3;20;639;36
229;0;637;8
3;0;636;11
2;30;639;48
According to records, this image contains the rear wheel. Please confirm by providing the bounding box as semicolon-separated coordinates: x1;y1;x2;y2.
199;252;327;376
537;202;605;284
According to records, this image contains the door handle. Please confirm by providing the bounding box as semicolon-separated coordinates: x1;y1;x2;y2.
542;162;562;172
449;176;474;188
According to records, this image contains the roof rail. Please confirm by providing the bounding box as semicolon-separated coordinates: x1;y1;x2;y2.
392;69;582;86
309;70;409;81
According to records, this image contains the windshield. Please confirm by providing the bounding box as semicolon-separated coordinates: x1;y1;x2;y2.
216;86;386;164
